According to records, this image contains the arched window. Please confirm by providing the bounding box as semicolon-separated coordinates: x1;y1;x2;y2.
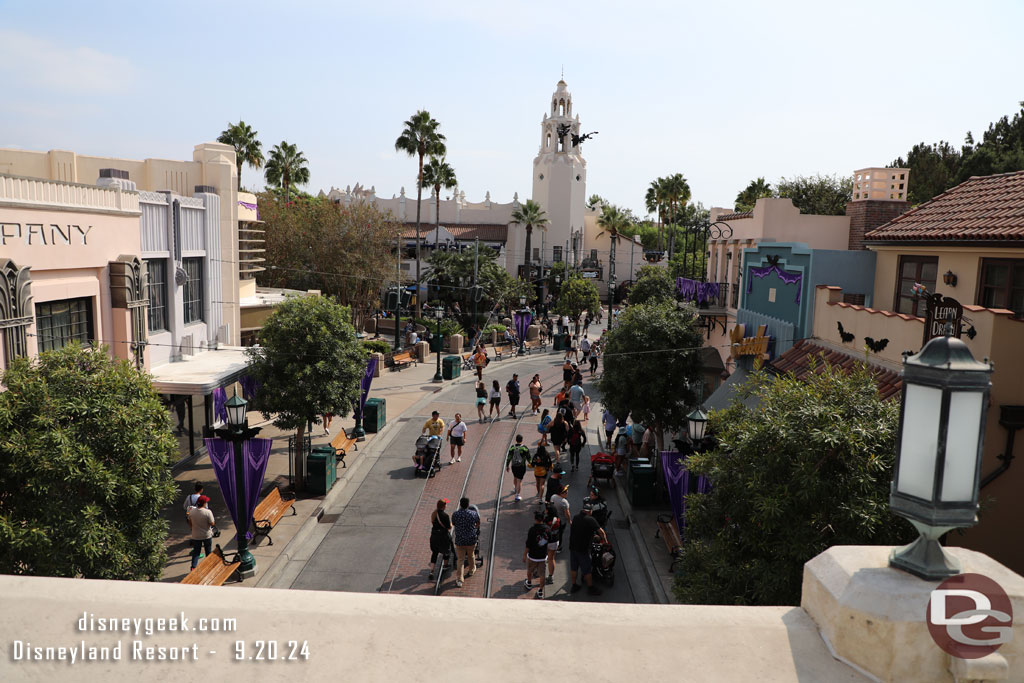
558;99;565;116
546;133;551;149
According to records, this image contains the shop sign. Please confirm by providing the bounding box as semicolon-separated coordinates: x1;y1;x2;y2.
922;293;963;345
729;323;770;360
581;271;598;279
0;222;93;246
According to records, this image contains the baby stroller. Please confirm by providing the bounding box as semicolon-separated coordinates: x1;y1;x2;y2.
590;536;616;586
414;435;443;478
589;451;616;489
584;487;612;528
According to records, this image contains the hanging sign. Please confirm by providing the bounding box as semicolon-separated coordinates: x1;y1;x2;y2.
922;293;964;345
729;323;770;360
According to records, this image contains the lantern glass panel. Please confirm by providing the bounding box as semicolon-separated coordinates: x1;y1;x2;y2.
940;390;984;501
897;383;942;499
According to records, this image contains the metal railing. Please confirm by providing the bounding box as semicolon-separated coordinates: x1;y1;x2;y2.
676;278;730;311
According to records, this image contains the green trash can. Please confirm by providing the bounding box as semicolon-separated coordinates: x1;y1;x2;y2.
552;333;566;351
307;445;337;496
364;397;386;433
627;463;656;506
442;355;462;380
429;335;444;353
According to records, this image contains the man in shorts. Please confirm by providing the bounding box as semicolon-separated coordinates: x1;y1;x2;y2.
506;434;531;502
602;408;617;450
473;346;487;381
506;374;521;419
569;504;606;596
417;410;446;468
523;510;550;599
448;413;468;464
569;382;586;418
451;497;480;588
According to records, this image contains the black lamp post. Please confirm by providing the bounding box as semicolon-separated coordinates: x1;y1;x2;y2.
432;306;444;382
393;286;402;352
214;392;262;576
888;334;992;580
608;279;616;328
518;295;527;356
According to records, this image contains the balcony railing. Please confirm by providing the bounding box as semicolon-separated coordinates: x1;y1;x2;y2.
676;278;730;312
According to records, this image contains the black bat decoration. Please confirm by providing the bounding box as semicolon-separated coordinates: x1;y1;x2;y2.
837;321;855;344
556;123;571;138
864;337;889;353
572;131;598;145
766;255;781;266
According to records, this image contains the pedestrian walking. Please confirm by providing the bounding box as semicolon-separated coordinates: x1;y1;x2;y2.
489;380;502;419
567;420;587;472
549;483;571;552
548;412;568;458
613;424;630;474
529;374;543;415
532;444;552;498
582;396;591;422
473;345;488;381
569;382;586;417
451;497;481;588
182;482;204;520
543;502;561;586
589;342;599;376
583;314;592;336
428;499;453;580
506;435;531;502
630;419;645;459
564;335;579;362
580;335;591;366
545;465;565;503
187;495;215;571
537;408;552;446
506;374;521;419
569;504;606;596
447;413;468;464
562;359;573;391
322;411;334;436
571;364;584;387
475;382;487;423
524;510;551;599
602;408;617;450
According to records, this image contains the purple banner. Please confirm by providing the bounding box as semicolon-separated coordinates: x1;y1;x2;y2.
239;375;259;401
675;278;722;304
746;264;803;303
204;437;272;541
213;386;228;424
353;357;378;420
513;311;532;343
661;451;688;537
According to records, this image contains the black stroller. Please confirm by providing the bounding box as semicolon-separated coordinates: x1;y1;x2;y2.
414;435;443;478
590;537;616;586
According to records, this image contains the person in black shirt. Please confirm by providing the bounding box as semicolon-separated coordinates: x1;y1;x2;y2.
428;499;453;580
506;374;521;419
523;510;550;599
569;504;607;596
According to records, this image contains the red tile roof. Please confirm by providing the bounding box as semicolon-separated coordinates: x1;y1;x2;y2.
400;222;508;242
865;170;1024;242
770;339;902;400
716;211;753;221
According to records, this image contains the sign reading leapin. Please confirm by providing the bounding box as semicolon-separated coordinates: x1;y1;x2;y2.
922;293;964;345
729;323;771;360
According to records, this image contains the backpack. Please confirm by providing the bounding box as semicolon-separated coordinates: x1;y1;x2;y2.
528;524;549;553
510;446;528;468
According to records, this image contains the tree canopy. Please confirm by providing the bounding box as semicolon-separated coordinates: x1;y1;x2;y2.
734;177;773;212
0;345;177;579
264;141;310;203
258;193;399;327
776;174;852;215
553;275;601;324
674;359;910;606
598;301;703;452
246;296;365;488
627;266;675;306
217;120;264;191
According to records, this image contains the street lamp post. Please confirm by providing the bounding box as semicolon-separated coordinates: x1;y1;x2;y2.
518;295;527;356
888;334;993;580
608;279;616;328
214;392;262;576
432;306;444;382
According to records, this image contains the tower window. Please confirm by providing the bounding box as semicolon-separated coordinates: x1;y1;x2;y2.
546;134;550;149
539;174;544;180
576;175;580;181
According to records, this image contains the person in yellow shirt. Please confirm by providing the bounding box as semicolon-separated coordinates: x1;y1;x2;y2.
422;411;445;437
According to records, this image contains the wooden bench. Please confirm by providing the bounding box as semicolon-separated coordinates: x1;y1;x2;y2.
654;513;683;571
180;544;239;585
252;487;296;546
390;351;416;371
330;428;357;468
524;338;546;354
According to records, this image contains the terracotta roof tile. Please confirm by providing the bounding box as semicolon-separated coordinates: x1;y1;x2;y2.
715;211;753;221
400;222;508;242
769;339;903;400
865;170;1024;241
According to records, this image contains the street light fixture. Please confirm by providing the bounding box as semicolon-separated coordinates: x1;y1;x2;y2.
888;334;992;580
518;295;527;355
215;391;261;576
686;407;708;443
432;306;444;383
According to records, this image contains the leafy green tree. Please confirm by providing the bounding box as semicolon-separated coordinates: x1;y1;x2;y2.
510;199;548;277
675;359;910;606
395;110;447;317
264;141;310;203
0;345;177;579
246;296;365;489
587;194;606;210
554;275;600;333
487;268;536;312
776;173;852;215
598;301;703;454
420;155;458;248
891;142;961;206
217;120;265;191
627;266;675;306
734;177;773;212
259;194;399;328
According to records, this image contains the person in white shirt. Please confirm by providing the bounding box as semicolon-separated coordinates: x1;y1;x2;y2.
448;413;469;464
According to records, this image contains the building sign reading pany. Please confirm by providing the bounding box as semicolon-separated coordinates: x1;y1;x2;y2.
0;222;93;247
922;293;964;345
729;323;771;360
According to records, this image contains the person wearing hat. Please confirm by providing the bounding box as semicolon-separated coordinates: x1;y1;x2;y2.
523;509;551;599
545;464;566;503
187;495;216;570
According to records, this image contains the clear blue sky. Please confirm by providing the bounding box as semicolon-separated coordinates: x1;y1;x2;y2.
2;0;1022;215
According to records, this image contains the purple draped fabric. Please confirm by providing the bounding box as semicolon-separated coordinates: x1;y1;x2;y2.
237;200;259;218
213;387;228;423
513;311;532;343
746;265;803;303
661;451;688;536
353;357;378;421
675;278;723;304
239;375;259;401
204;437;272;541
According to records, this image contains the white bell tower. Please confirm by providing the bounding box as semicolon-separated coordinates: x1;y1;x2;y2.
531;79;587;266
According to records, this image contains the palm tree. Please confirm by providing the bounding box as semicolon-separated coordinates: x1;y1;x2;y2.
395;110;446;317
597;204;630;286
217;121;264;191
264;141;310;203
734;177;774;212
645;177;669;252
510;200;548;282
663;173;691;258
420;156;458;249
